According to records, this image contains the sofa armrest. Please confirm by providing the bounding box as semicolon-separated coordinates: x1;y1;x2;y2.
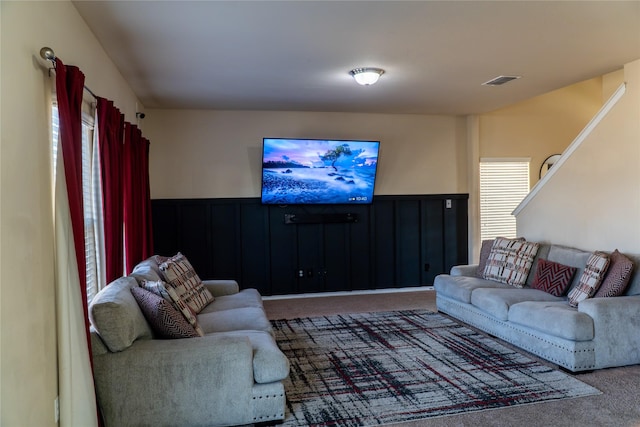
202;279;240;296
579;295;640;368
450;264;479;277
94;334;255;426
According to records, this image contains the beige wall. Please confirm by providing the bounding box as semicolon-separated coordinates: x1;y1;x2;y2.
145;110;469;199
464;77;604;261
516;60;640;254
603;69;625;102
0;1;141;425
479;77;603;187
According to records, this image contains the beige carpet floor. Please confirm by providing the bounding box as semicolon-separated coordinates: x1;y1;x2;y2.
264;289;640;427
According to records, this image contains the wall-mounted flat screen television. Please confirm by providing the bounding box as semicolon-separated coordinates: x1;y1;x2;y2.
261;138;380;205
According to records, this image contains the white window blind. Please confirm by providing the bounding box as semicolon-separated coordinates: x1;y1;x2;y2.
479;159;530;241
52;103;102;304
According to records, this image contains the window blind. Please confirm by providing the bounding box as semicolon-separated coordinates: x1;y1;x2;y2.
52;103;101;304
479;159;530;241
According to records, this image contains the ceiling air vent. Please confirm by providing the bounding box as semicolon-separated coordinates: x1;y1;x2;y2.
482;75;521;86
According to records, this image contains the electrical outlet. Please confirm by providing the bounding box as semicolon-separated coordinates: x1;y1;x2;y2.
54;396;60;423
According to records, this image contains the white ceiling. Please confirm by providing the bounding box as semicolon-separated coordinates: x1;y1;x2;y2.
72;1;640;115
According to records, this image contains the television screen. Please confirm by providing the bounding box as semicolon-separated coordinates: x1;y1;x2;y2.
261;138;380;205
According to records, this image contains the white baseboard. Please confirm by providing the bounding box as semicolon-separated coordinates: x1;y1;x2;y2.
263;286;434;301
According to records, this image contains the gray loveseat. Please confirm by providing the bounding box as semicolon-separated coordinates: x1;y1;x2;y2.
435;242;640;372
88;257;290;426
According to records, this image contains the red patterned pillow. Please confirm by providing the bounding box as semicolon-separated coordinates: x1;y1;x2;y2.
131;287;200;339
159;253;214;314
568;251;610;307
594;250;634;298
531;259;576;296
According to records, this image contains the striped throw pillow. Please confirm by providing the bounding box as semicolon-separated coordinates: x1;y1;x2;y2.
160;253;214;314
483;238;540;288
568;251;610;307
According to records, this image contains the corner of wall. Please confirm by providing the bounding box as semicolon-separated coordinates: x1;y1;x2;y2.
515;59;640;253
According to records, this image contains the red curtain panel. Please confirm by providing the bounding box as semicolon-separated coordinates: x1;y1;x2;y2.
123;123;153;273
55;58;90;328
96;98;125;284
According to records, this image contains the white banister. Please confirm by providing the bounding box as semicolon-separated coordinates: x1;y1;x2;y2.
513;82;627;216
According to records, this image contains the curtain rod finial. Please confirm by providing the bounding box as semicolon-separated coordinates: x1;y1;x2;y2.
40;47;56;61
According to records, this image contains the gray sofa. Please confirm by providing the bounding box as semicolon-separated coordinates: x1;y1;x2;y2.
88;257;290;427
435;243;640;372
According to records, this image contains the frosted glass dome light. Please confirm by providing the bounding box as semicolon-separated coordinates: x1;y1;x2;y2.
349;68;385;86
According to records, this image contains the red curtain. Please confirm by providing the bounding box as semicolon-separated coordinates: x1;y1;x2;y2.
123;123;154;273
96;98;125;284
55;58;91;336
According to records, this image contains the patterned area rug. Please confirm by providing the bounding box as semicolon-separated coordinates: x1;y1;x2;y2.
272;310;600;426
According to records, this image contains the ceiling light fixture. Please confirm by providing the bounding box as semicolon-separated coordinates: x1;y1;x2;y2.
349;67;385;86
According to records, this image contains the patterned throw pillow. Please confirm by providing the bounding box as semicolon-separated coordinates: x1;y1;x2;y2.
483;238;540;288
476;237;526;278
530;258;576;296
142;279;205;336
568;251;610;307
131;287;200;339
159;253;214;314
476;239;496;278
594;250;634;298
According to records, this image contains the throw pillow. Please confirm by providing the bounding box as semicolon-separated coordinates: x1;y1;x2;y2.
594;250;634;298
476;237;525;278
530;258;576;297
153;254;171;268
476;239;496;278
483;238;540;288
159;252;214;314
142;278;173;301
131;287;200;339
568;251;610;307
142;279;205;336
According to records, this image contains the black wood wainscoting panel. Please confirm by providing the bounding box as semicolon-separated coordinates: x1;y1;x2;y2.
152;194;468;296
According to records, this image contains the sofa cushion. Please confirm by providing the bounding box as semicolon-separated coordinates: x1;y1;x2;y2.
129;257;164;283
508;301;594;341
568;252;610;307
483;238;540;288
160;253;214;314
131;286;200;338
197;307;273;335
594;250;634;298
89;276;153;352
530;258;576;296
213;330;290;384
199;288;264;313
434;274;510;304
142;280;205;336
470;287;563;321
